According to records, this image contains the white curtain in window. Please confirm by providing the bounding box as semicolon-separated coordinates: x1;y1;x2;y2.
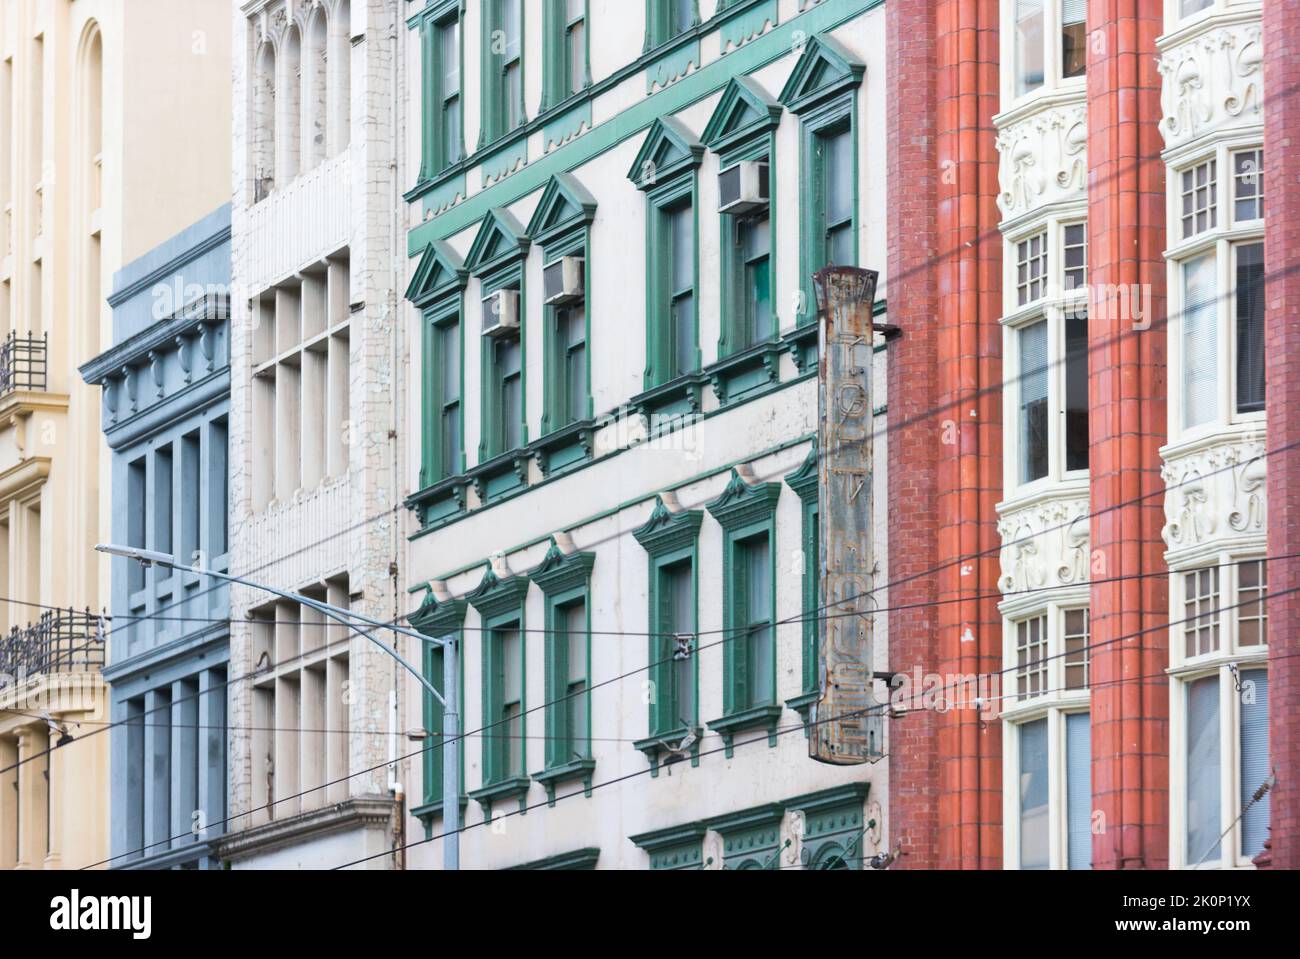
1186;676;1222;864
1066;712;1092;869
1062;0;1086;25
1019;718;1050;869
1183;254;1218;429
1239;669;1269;859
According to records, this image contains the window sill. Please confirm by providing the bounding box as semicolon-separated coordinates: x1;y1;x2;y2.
467;449;532;506
410;795;470;838
631;372;708;423
531;758;596;805
406;473;469;528
468;776;532;819
633;726;703;777
708;704;784;757
706;339;783;406
530;419;596;478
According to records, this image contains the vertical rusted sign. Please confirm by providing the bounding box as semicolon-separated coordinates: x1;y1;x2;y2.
810;267;883;765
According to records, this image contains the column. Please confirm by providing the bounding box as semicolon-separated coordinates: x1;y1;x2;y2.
1263;0;1300;871
1086;0;1169;870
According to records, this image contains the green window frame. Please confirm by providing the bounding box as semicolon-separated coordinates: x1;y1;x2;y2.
706;471;783;752
542;0;590;111
481;0;527;147
530;542;597;800
645;0;699;50
785;442;819;701
410;595;467;828
780;34;864;325
416;0;465;181
467;570;531;799
421;298;465;483
633;498;703;748
541;231;592;432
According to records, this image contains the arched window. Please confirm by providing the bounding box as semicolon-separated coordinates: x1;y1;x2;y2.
330;0;351;154
253;42;276;200
306;7;328;169
279;25;302;182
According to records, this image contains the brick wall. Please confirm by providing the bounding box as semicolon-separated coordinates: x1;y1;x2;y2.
1264;0;1300;871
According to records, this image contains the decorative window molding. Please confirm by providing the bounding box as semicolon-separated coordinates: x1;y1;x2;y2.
506;846;600;870
412;0;466;184
784;442;819;723
780;34;864;327
466;567;532;817
632;496;703;774
629;117;705;400
703;803;786;870
408;592;469;831
527;173;597;445
706;470;783;754
528;539;597;803
704;77;782;383
789;782;872;870
629;822;710;870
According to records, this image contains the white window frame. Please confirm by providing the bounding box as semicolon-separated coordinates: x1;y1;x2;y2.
1168;551;1269;869
999;0;1088;111
1001;601;1092;870
1002;216;1091;498
1165;139;1267;447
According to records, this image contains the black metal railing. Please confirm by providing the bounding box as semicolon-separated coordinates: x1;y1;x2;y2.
0;331;49;396
0;608;105;680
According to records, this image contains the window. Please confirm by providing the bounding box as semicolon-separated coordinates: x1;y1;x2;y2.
1015;614;1048;700
483;0;525;144
1181;159;1218;239
485;623;525;784
412;598;466;822
420;8;463;178
1235;242;1265;415
560;600;589;761
1063;222;1087;292
1061;0;1086;79
1185;674;1221;864
736;533;775;708
412;241;468;492
1064;712;1091;869
544;0;588;107
1063;608;1090;690
1182;253;1218;429
1232;149;1264;223
488;332;524;455
1019;320;1049;484
556;306;587;426
1180;0;1214;18
1016;0;1045;96
1064;310;1089;472
154;444;173;556
437;317;463;474
820;126;855;271
1237;560;1267;646
1184;567;1220;658
1017;232;1048;306
784;448;820;704
1019;718;1049;868
669;203;696;377
633;501;703;751
127;457;147;595
647;0;697;48
1239;669;1270;859
531;546;595;787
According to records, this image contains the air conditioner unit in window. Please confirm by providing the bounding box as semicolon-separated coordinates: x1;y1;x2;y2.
719;160;769;215
543;256;585;306
482;289;520;337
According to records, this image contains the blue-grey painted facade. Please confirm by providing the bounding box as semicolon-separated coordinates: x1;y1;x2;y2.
81;205;232;870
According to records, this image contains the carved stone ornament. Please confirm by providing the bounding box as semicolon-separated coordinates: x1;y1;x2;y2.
1158;21;1263;149
995;103;1087;218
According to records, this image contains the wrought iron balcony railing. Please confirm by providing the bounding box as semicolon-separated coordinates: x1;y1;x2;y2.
0;331;49;396
0;608;106;681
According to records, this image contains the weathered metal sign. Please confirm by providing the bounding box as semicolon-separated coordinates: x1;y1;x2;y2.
810;267;883;765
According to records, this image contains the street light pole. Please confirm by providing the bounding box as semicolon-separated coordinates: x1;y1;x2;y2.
96;544;461;870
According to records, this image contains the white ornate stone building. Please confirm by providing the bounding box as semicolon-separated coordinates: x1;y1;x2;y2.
220;0;410;869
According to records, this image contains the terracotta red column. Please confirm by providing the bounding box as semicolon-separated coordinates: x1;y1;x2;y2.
1086;0;1170;870
1263;0;1300;872
886;0;941;869
932;0;1003;871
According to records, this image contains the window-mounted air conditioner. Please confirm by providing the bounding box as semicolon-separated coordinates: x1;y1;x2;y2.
482;289;520;337
543;256;585;306
719;161;770;215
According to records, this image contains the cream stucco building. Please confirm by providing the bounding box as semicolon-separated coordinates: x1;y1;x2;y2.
0;0;230;870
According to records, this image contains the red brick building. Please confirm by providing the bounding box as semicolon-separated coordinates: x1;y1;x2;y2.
887;0;1286;870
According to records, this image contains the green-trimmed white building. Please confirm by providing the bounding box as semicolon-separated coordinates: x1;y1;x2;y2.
400;0;891;869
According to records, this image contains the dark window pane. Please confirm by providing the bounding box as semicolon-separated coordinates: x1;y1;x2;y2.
1065;311;1090;471
1236;242;1266;414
